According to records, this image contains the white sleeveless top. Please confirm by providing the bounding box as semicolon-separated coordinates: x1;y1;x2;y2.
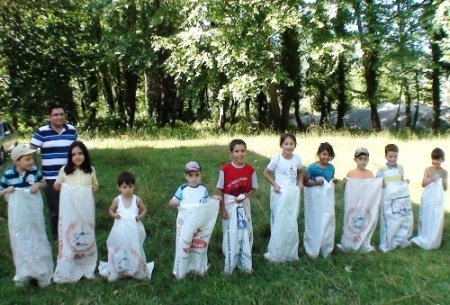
117;195;139;220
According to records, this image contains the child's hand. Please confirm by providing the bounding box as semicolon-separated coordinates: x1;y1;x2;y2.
53;182;61;191
236;194;246;203
92;185;99;193
5;186;15;194
273;184;281;193
212;195;222;202
115;213;121;219
30;183;40;193
404;179;410;184
220;209;229;220
135;216;141;222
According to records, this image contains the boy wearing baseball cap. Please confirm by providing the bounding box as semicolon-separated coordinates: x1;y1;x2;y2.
0;144;46;196
169;161;209;207
344;147;374;182
0;144;52;287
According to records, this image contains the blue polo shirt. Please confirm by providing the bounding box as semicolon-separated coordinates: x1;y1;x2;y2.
307;162;335;182
30;123;77;180
0;166;44;189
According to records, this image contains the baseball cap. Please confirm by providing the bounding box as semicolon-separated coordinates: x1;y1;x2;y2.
11;144;37;162
354;147;369;157
185;161;202;173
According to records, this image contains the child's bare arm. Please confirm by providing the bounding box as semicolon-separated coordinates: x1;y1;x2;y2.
0;186;15;196
168;197;180;207
108;198;120;219
136;197;147;221
215;188;227;219
263;168;280;192
421;169;431;187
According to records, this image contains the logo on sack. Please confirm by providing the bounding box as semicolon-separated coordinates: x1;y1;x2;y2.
346;208;371;234
65;222;96;254
237;206;247;229
390;196;412;217
183;229;208;253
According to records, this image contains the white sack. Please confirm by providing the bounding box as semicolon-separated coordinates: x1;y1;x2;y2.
173;198;219;279
53;183;97;283
339;178;383;252
379;181;413;252
411;179;445;250
7;188;53;286
303;180;335;258
99;217;154;281
222;194;253;273
264;185;300;262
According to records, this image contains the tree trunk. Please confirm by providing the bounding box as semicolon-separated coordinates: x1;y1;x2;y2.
257;91;268;129
431;30;443;132
280;28;302;132
412;71;421;131
268;83;281;131
335;53;347;129
364;52;381;131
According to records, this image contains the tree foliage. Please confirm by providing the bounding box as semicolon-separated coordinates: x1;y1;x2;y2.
0;0;448;133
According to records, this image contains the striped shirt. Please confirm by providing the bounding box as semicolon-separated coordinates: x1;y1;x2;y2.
30;123;77;180
376;164;404;183
0;166;44;190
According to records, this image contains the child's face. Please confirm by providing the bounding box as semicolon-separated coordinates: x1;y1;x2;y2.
355;155;369;169
71;146;85;167
281;137;296;155
118;182;135;197
385;151;398;165
432;158;443;168
185;171;202;187
318;150;331;165
231;144;247;165
15;154;35;172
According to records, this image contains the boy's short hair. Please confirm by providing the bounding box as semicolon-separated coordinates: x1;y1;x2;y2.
229;139;246;152
431;148;445;160
11;144;37;162
385;144;399;155
117;171;136;186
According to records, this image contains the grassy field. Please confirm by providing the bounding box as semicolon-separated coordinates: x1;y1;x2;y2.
0;133;449;305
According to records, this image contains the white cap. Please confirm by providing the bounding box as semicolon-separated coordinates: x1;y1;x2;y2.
354;147;369;157
11;144;37;162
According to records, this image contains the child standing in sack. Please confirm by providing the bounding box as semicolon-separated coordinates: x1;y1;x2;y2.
339;148;383;252
169;161;219;279
411;148;447;249
303;142;336;258
263;133;304;262
53;141;99;283
376;144;413;252
216;139;258;273
0;144;53;287
99;171;154;281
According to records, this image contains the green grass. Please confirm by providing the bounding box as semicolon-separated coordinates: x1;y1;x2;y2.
0;134;449;305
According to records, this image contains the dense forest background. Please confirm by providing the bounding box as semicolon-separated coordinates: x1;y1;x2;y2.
1;0;449;133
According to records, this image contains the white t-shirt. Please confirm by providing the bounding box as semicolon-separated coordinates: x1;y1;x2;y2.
266;154;303;186
173;183;209;204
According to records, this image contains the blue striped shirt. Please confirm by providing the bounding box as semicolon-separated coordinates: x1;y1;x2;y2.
0;166;44;190
30;123;77;180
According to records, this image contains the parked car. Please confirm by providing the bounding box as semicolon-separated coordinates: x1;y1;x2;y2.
0;121;19;164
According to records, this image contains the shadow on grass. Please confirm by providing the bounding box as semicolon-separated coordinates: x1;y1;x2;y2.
0;144;449;305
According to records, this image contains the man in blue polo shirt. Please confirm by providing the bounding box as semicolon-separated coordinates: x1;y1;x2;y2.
30;104;77;240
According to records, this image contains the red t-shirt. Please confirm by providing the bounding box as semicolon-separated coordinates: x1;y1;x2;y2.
220;162;255;197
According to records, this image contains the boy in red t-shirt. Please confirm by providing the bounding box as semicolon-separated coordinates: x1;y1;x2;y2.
215;139;258;273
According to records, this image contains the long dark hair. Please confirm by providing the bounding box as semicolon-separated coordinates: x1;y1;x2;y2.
64;141;93;175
